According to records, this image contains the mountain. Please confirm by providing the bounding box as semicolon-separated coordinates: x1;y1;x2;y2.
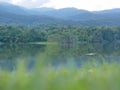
0;2;62;25
0;10;74;25
0;2;30;15
40;8;91;19
29;7;93;21
1;2;120;26
94;8;120;14
30;8;55;14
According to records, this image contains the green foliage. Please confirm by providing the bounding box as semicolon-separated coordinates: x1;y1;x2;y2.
0;24;120;90
0;56;120;90
0;25;47;43
47;26;120;44
0;25;120;44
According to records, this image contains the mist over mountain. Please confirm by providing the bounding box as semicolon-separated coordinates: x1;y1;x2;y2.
0;2;120;26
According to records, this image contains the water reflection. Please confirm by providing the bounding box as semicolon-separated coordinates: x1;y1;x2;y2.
44;43;120;67
0;44;45;70
0;43;120;70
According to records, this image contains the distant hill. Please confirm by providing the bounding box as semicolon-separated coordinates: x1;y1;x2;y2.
1;2;120;26
39;8;91;20
0;2;30;15
0;10;74;25
94;8;120;14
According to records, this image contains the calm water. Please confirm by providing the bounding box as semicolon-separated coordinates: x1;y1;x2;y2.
0;43;120;70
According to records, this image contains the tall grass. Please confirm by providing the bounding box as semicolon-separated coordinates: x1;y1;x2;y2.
0;45;120;90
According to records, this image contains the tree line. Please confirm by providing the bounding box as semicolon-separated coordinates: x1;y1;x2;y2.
0;25;120;44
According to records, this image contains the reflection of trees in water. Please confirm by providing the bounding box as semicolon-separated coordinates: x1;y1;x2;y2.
46;43;120;66
0;44;46;71
0;43;120;61
0;43;120;70
0;44;45;60
93;43;120;56
57;42;120;57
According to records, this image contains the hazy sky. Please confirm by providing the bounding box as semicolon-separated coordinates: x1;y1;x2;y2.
0;0;120;11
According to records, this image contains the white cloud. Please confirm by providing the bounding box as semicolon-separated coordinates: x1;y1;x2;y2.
12;0;50;8
0;0;120;10
42;0;120;11
0;0;11;3
12;0;22;3
0;0;50;8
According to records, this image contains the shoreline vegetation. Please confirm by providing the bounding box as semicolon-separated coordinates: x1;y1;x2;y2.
0;25;120;44
0;24;120;90
0;52;120;90
0;43;120;90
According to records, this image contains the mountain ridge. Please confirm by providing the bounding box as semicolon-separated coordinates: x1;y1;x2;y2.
0;2;120;26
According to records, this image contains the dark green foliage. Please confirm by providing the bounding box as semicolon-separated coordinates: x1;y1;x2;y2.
0;25;47;43
47;26;120;44
0;25;120;44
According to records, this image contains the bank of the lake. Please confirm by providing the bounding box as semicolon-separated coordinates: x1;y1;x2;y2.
0;60;120;90
0;41;120;90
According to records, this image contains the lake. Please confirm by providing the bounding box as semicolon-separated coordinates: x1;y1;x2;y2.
0;43;120;70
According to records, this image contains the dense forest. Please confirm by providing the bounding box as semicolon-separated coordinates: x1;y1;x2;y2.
0;25;120;44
